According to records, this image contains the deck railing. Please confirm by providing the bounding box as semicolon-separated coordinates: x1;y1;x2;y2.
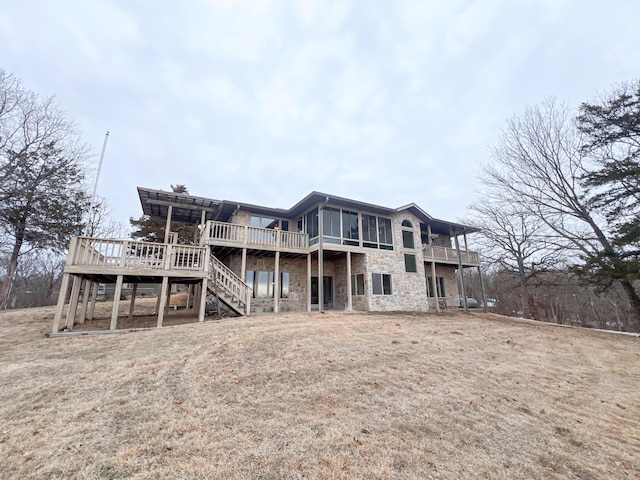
201;221;309;251
423;244;480;265
69;237;207;272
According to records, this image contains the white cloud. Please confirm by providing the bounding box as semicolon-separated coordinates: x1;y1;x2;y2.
291;0;351;31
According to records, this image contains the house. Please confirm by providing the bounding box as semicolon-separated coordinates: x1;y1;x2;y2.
51;187;482;333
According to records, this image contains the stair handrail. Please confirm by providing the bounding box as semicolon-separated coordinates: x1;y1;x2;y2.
209;256;252;314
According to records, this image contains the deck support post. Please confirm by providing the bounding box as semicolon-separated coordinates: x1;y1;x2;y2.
186;284;192;311
52;273;71;333
155;284;162;314
274;251;280;314
318;206;324;313
110;275;124;330
157;277;169;327
199;209;207;245
198;278;208;322
128;283;138;319
307;253;312;312
164;205;173;244
65;275;82;330
88;281;98;320
428;223;439;312
241;248;247;285
346;251;352;312
478;266;488;313
165;281;172;312
431;261;440;312
78;278;90;324
454;234;468;312
194;284;201;312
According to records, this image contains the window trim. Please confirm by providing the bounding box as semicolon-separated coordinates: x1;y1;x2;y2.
404;254;417;273
351;273;365;296
372;273;392;295
362;214;394;250
402;230;415;249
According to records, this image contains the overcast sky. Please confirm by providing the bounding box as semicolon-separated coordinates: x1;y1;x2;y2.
2;0;640;231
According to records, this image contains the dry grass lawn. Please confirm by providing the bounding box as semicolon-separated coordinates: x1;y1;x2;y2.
0;306;639;479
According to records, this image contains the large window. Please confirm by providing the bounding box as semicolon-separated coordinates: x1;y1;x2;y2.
245;270;255;293
372;273;392;295
342;210;359;246
351;273;365;296
250;216;278;229
427;276;446;298
404;254;417;273
378;218;393;249
246;270;290;298
280;272;289;298
322;207;341;244
402;230;415;249
306;208;319;243
362;214;378;247
258;271;273;298
362;214;393;250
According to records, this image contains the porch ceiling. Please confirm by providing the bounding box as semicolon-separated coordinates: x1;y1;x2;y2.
137;187;221;224
211;246;308;260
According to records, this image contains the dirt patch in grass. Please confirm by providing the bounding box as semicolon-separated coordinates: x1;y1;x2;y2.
1;307;639;479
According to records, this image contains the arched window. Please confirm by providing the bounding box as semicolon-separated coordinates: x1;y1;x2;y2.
401;220;413;228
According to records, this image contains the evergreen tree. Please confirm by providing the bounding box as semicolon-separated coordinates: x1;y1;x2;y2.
129;184;197;244
577;80;640;300
0;70;89;309
578;79;640;252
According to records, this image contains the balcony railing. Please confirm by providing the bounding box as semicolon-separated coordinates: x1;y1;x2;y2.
423;244;480;266
69;237;208;272
200;221;309;252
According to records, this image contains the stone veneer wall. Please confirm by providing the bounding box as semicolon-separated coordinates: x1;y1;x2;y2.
366;211;429;312
226;254;309;313
350;253;368;311
222;252;375;313
216;208;468;313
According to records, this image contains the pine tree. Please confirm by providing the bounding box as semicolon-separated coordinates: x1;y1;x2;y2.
129;184;197;244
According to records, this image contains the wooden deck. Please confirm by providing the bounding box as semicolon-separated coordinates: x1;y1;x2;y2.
200;220;480;266
200;221;308;254
422;244;480;266
67;236;208;278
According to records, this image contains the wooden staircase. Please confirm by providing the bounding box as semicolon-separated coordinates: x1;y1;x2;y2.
207;255;252;316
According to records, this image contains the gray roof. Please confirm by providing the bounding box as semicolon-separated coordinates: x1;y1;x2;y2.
137;187;479;235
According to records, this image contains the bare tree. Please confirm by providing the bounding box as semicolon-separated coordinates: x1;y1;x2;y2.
85;196;125;239
1;250;65;308
467;198;563;319
0;69;89;309
479;98;640;329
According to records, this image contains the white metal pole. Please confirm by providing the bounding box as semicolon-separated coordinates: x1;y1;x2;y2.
85;131;110;236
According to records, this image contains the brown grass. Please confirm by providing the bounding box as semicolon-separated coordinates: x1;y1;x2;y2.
0;307;639;479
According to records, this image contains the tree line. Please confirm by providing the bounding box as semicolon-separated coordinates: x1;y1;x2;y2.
469;80;640;332
0;69;120;309
2;66;638;331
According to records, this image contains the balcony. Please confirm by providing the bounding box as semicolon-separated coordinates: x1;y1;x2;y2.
199;221;480;265
423;244;480;266
65;236;209;277
200;221;309;253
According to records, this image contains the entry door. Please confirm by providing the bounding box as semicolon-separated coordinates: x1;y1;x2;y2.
311;276;333;308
